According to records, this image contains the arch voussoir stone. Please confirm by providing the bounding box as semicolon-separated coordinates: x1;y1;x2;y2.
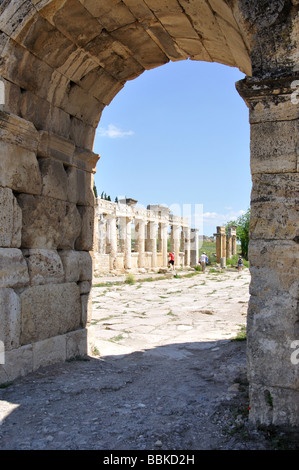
0;0;298;428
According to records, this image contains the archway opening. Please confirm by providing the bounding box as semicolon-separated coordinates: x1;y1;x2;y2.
90;59;251;358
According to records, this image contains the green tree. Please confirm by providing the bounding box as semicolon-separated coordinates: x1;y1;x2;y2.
93;183;98;198
226;208;250;259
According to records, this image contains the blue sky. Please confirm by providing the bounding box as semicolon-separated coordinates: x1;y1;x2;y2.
93;60;251;236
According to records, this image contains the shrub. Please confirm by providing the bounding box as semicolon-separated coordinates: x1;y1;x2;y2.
125;273;135;285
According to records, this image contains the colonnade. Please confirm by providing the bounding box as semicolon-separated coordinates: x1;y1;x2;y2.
94;199;198;275
214;226;237;264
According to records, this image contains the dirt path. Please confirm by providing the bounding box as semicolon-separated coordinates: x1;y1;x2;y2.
0;268;280;451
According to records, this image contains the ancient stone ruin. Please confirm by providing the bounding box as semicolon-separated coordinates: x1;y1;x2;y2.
94;197;199;274
0;0;298;427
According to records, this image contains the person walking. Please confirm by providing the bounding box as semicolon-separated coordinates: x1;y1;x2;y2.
238;255;243;271
199;252;208;272
168;252;175;270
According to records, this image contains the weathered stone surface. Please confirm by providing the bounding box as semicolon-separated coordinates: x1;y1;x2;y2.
77;280;91;294
110;22;169;70
19;89;51;132
37;130;74;165
0;344;33;384
0;288;21;351
250;173;299;240
81;293;92;326
59;249;81;282
23;248;64;285
0;76;22;115
250;120;298;174
75;205;94;251
249;384;299;427
17;194;81;249
66;166;95;206
66;328;88;359
15;13;77;70
20;282;81;345
248;239;299;295
0;142;41;194
78;250;93;281
0;187;22;248
32;334;66;371
38;157;68;200
59;249;92;283
0;248;29;288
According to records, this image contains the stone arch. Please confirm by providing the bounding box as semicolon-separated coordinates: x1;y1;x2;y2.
0;0;298;427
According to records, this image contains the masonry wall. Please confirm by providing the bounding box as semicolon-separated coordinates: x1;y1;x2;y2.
0;112;98;383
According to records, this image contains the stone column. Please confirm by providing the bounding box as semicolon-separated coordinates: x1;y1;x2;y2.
190;229;199;267
231;227;237;255
147;221;157;268
160;223;168;267
106;215;117;271
183;227;191;267
226;228;232;260
170;225;181;267
97;215;106;254
124;217;132;271
236;75;299;426
135;219;146;268
214;226;226;263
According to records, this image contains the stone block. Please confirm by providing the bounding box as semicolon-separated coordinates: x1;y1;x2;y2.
0;187;22;248
47;106;71;140
248;384;299;426
248;239;299;294
59;82;102;127
23;248;64;285
78;66;124;105
81;293;92;326
17;194;81;249
78;250;93;281
0;141;41;194
0;288;21;351
247;295;299;392
75;205;95;251
32;334;66;371
19;89;51;131
250;199;298;240
110;22;169;70
20;282;81;345
0;248;29;288
66;328;88;359
37;130;74;165
66;166;95;206
59;250;92;282
0;344;33;384
249;95;299;123
250;120;298;174
78;280;91;294
59;249;81;282
40;0;101;47
69;117;96;149
16;13;76;70
0;76;22;115
38;157;68;200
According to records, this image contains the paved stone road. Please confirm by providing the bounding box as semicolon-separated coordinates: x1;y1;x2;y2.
0;268;288;451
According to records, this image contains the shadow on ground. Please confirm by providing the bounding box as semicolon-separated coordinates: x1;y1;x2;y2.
0;337;284;451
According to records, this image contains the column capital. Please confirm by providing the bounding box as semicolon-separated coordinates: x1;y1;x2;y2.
236;74;299;99
236;75;299;123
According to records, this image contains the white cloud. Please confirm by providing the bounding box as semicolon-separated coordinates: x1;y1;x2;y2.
97;124;134;139
203;209;246;226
